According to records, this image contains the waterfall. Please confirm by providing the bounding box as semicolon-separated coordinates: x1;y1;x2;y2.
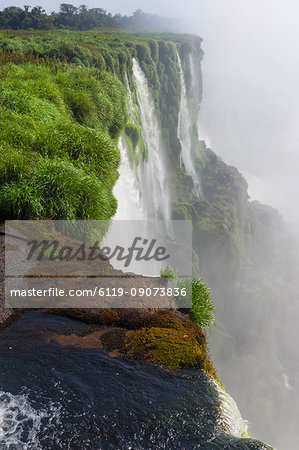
115;55;203;224
132;58;171;230
113;74;144;220
177;52;201;196
124;73;135;124
113;135;145;220
213;380;249;438
114;63;172;236
214;381;276;448
111;65;173;273
188;53;196;93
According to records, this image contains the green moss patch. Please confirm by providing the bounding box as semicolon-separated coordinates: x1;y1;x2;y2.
125;311;217;377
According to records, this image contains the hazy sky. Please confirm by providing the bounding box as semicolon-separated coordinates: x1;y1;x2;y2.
2;0;299;221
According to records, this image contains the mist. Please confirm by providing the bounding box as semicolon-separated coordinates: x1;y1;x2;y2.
135;0;299;224
189;0;299;224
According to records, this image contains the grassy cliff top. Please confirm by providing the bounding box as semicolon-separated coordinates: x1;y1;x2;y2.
0;28;203;223
0;28;202;68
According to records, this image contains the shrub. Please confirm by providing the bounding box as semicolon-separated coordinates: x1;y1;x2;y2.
125;123;139;149
0;109;38;149
33;157;115;220
61;89;97;124
160;266;215;329
0;156;117;221
33;121;120;183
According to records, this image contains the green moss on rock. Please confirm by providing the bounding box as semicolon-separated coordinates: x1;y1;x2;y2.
125;311;217;377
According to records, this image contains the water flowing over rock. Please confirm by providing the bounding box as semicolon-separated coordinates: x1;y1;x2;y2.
177;51;201;195
213;380;249;438
132;58;171;231
113;135;145;221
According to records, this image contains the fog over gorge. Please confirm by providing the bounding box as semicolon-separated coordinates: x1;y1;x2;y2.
169;0;299;225
110;0;299;224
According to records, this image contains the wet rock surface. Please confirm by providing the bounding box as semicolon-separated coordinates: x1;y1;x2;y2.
0;224;26;331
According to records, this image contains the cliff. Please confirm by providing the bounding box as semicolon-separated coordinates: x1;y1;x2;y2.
0;28;296;448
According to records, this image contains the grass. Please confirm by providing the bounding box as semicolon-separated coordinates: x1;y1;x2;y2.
0;58;126;221
161;266;215;329
178;277;215;329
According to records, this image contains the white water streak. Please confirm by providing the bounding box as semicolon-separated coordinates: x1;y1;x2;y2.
177;52;201;196
213;381;249;438
132;58;171;230
113;135;145;221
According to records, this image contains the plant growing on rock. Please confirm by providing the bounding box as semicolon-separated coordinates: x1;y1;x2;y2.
161;266;215;329
178;277;215;330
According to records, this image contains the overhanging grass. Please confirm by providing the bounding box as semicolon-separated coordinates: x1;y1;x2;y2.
0;59;125;221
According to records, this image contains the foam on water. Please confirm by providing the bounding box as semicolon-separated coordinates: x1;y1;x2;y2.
0;391;60;449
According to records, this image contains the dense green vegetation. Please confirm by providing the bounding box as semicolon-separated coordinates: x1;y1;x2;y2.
180;277;215;329
0;5;176;32
0;58;127;220
0;29;202;222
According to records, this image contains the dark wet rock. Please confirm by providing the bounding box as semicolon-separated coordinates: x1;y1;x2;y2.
0;225;27;332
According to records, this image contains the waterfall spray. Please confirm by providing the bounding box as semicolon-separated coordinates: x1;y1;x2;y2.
113;135;145;221
177;51;201;196
132;58;172;232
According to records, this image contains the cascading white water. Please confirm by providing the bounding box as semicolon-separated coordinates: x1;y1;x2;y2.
213;380;249;438
188;53;196;93
177;52;201;195
124;73;136;124
214;381;276;449
113;135;145;221
132;58;171;230
114;73;144;221
110;69;172;275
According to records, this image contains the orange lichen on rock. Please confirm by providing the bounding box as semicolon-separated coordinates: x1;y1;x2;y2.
47;331;105;349
45;308;217;378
